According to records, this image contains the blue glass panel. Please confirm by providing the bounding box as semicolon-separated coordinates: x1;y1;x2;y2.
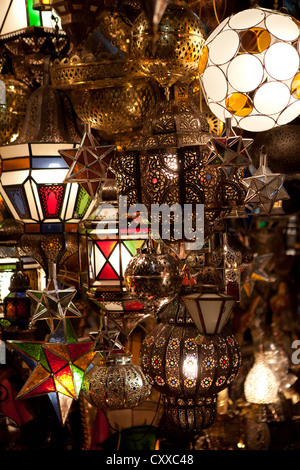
41;223;64;233
32;157;68;169
5;186;30;218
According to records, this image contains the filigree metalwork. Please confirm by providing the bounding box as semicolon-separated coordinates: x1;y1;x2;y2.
82;354;151;410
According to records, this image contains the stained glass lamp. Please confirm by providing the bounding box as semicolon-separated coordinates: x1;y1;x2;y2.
0;0;61;35
199;7;300;132
0;142;94;234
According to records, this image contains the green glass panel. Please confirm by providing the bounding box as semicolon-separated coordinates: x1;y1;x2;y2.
123;240;145;256
39;348;51;372
65;319;78;343
11;341;42;361
27;0;42;26
70;364;84;396
75;187;92;218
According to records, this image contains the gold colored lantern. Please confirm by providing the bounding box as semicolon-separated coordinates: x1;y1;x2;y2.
130;0;206;90
0;75;29;145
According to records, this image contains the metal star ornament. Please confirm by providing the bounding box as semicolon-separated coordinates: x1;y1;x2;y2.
206;118;253;170
242;146;289;215
59;129;116;199
6;319;95;425
27;280;82;332
89;317;124;361
241;253;276;297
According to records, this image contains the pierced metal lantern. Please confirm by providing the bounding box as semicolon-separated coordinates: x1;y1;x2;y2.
131;0;206;89
116;82;245;237
163;394;217;432
139;299;241;398
199;7;300;132
0;75;29;146
82;352;151;410
124;241;183;312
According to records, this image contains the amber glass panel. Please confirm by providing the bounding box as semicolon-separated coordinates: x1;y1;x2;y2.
226;93;253;117
240;28;271;54
291;72;300;99
2;158;30;171
198;46;208;74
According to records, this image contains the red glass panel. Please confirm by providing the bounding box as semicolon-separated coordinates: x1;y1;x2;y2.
39;185;64;218
124;300;144;311
55;366;76;397
96;240;117;259
24;377;56;397
67;342;93;362
97;262;119;280
44;348;69;374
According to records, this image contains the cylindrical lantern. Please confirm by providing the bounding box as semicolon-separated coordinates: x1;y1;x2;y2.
82;352;151;410
199;7;300;132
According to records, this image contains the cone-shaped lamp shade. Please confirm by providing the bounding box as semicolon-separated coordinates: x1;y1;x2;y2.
181;292;236;334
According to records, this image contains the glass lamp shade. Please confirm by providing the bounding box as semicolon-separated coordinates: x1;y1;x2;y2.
0;142;95;233
0;0;61;35
199;7;300;132
180;291;236;334
244;354;280;405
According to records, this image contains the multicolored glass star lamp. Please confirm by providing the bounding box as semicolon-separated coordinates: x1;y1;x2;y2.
7;319;95;425
199;7;300;132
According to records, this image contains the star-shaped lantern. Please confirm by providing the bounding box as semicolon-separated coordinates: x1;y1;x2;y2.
89;316;124;361
206;118;253;170
27;278;82;332
241;253;276;297
59;128;116;199
242;146;289;214
6;319;95;425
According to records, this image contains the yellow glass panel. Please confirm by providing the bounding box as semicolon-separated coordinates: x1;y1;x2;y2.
226;93;253;117
74;351;95;370
241;28;271;54
291;72;300;99
54;377;73;398
198;46;208;74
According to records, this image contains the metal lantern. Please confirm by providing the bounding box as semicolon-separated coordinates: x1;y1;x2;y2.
163;394;217;433
130;0;206;90
3;260;31;329
199;7;300;132
0;1;68;89
124;241;183;312
0;75;29;146
82;352;151;410
139;299;241;398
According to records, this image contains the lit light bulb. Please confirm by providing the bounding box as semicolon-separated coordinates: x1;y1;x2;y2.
183;354;198;379
244;354;280;404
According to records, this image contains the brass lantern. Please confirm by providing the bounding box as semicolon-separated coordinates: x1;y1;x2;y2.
130;0;206;90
